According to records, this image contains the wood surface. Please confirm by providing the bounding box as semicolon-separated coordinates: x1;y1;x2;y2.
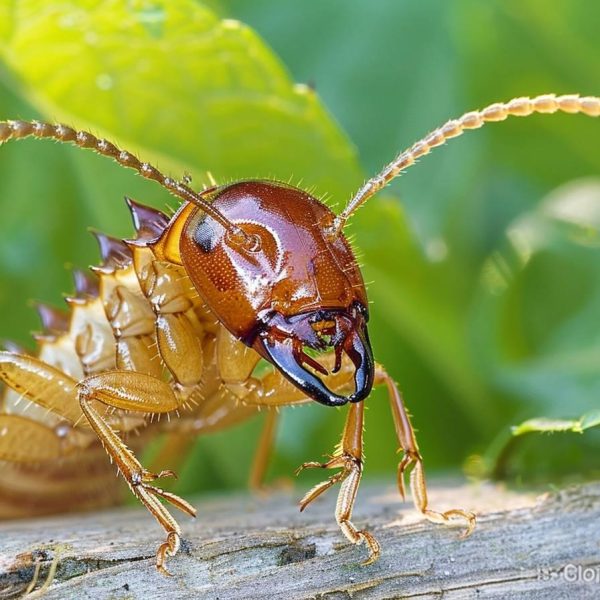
1;480;599;599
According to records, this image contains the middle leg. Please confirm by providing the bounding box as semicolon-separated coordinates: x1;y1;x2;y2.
296;400;380;565
243;360;379;563
248;409;279;492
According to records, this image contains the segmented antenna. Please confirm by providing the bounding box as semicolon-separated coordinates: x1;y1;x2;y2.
334;93;600;235
0;120;252;246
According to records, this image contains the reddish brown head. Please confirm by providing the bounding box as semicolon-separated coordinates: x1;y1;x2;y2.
178;180;374;406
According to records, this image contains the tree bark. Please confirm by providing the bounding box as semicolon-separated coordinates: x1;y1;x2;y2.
1;480;599;599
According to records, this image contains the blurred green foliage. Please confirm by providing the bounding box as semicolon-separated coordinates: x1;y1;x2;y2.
0;0;599;496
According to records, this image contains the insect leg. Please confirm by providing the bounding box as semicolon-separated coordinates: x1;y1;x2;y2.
296;401;380;565
374;365;476;536
0;414;64;462
0;351;82;423
241;362;378;562
77;370;195;575
239;367;380;562
248;409;278;491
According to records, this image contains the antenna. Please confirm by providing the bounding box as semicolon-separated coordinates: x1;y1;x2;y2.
0;120;253;247
333;94;600;235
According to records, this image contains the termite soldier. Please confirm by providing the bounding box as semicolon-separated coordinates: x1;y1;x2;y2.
0;93;598;573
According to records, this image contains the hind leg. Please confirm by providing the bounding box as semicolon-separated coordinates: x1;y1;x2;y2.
248;409;279;491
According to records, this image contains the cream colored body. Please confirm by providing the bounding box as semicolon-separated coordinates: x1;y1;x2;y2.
0;208;469;573
1;93;596;573
0;214;364;573
0;222;338;516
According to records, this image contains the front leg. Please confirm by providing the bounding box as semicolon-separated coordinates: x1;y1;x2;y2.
296;401;380;565
375;365;476;536
78;371;196;575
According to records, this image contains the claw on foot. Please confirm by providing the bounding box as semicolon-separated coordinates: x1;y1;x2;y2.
141;468;178;482
297;452;380;566
294;459;328;476
424;507;476;538
156;531;181;577
296;455;349;512
358;530;381;566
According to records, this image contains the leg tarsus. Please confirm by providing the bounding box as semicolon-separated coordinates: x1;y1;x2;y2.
378;366;477;539
359;531;381;566
156;531;181;577
297;402;380;565
422;508;477;537
335;463;380;565
410;456;475;537
141;468;178;483
338;517;381;566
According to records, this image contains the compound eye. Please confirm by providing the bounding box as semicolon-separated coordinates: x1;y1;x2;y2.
193;216;262;256
193;216;222;253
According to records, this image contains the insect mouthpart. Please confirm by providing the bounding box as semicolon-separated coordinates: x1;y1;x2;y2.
251;303;374;407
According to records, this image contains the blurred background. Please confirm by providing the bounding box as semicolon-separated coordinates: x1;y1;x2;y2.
0;0;599;497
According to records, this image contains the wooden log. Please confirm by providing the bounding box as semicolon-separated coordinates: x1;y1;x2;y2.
1;480;599;599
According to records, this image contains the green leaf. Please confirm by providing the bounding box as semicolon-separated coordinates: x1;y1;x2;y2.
471;180;600;418
581;410;600;430
0;0;367;347
456;0;600;183
0;0;362;200
512;409;600;436
1;0;598;488
0;0;429;485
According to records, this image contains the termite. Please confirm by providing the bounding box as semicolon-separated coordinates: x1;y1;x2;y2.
0;93;598;575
